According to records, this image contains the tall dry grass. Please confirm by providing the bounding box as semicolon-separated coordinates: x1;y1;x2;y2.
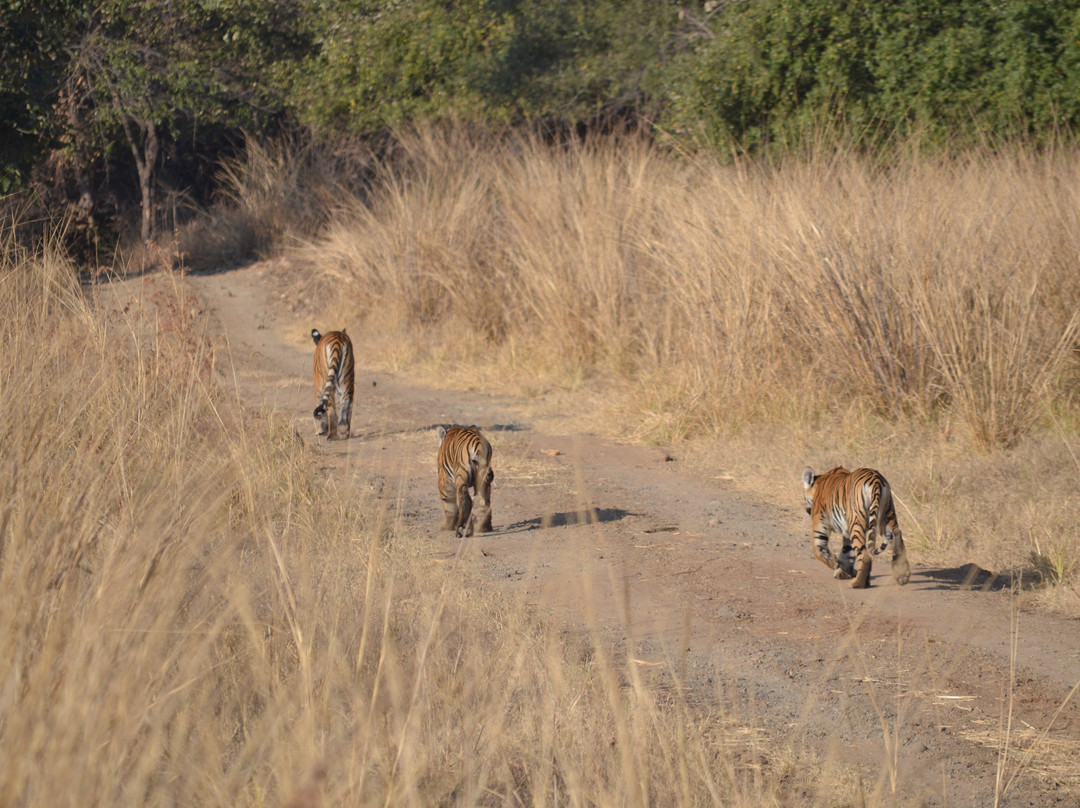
292;128;1080;450
277;128;1080;603
1;218;845;805
174;137;379;272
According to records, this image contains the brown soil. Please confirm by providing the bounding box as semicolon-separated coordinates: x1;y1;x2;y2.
186;259;1080;807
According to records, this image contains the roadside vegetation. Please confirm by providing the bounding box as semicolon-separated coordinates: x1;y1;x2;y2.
0;219;844;806
230;128;1077;614
9;1;1080;255
3;174;1075;804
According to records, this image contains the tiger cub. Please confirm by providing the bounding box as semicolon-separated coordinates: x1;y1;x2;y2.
311;328;354;440
801;466;911;588
437;425;494;538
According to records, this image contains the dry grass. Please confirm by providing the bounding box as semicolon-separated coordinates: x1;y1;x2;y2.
7;127;1079;804
276;127;1080;604
289;130;1080;446
1;219;851;806
173;137;379;272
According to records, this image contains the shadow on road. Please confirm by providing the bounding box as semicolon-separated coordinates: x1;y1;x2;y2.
913;563;1012;591
502;507;638;533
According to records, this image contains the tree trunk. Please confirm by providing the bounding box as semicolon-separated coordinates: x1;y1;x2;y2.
128;118;159;243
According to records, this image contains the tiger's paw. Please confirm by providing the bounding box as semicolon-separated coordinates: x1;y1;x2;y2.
851;557;872;588
892;555;911;585
833;567;853;580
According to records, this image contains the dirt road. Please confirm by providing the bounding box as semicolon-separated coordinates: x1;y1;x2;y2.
188;260;1079;806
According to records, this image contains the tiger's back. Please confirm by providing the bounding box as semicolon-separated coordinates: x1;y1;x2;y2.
311;328;355;439
437;425;494;537
802;466;910;588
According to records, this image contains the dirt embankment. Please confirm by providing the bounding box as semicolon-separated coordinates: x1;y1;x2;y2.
187;260;1080;807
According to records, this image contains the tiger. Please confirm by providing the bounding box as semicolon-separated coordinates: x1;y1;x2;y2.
436;425;494;538
311;328;354;440
801;466;911;588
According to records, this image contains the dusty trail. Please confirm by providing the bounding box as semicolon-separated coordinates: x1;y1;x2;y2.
189;260;1080;806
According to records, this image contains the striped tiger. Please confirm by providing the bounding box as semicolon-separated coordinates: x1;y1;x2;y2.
437;425;494;538
311;328;354;440
801;466;911;588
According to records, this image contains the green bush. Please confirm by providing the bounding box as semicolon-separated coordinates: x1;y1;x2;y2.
11;0;1080;256
291;0;683;134
666;0;1080;151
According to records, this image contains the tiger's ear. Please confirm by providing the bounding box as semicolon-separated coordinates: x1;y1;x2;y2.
437;426;447;441
311;328;322;345
802;467;815;489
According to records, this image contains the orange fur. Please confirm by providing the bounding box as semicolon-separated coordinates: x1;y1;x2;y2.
802;466;910;588
311;329;355;440
437;426;494;537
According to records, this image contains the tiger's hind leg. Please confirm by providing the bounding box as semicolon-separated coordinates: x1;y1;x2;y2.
437;469;457;530
889;527;911;585
851;545;872;588
873;499;911;585
326;402;339;440
314;402;330;436
473;466;494;534
333;387;352;440
439;488;458;531
849;518;872;588
453;472;474;538
834;544;856;580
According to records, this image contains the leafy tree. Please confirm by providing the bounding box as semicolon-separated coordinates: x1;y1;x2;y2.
479;0;685;127
870;1;1080;137
0;0;89;192
13;0;1080;254
66;0;307;242
294;0;498;133
292;0;686;135
666;0;1080;151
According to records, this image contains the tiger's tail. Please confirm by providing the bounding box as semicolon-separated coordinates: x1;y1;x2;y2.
870;478;894;556
312;329;326;419
314;355;340;420
311;329;341;421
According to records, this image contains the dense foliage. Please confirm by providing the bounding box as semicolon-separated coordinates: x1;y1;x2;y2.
0;0;89;192
5;0;1080;253
290;0;682;133
673;0;1080;150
